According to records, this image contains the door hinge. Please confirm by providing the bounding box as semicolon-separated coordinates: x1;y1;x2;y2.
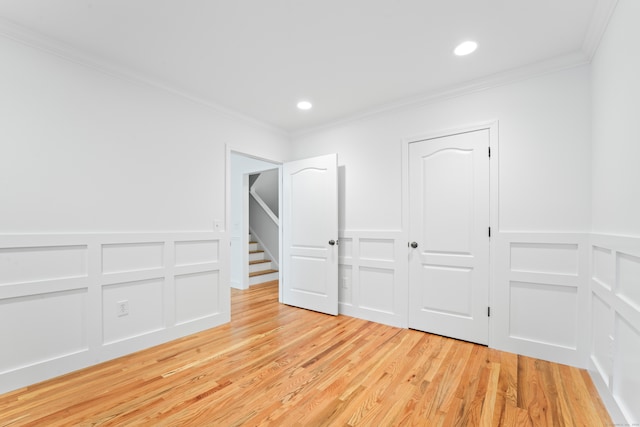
488;146;491;157
488;227;491;238
488;307;491;317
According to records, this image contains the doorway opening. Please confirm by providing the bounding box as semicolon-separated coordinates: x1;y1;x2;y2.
247;168;280;286
227;148;340;315
229;151;281;294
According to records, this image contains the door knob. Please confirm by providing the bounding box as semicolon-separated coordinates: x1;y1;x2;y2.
410;242;418;249
329;240;336;246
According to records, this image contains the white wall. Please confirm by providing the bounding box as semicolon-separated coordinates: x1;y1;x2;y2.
0;38;289;233
591;1;640;237
589;1;640;423
293;66;592;233
0;34;290;393
292;66;593;361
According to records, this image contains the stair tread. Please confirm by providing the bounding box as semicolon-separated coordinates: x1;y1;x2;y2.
249;259;270;265
249;269;278;277
249;241;258;244
249;250;264;254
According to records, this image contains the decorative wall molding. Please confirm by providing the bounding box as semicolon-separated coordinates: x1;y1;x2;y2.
0;231;229;394
588;233;640;424
492;232;590;368
582;0;619;60
338;230;406;328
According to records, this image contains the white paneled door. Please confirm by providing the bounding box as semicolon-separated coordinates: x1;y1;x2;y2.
282;153;339;315
408;130;490;344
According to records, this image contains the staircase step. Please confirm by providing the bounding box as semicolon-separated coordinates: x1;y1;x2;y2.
249;251;264;262
249;270;279;286
249;259;272;273
249;269;278;278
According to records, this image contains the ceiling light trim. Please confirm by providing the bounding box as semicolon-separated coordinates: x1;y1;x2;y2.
454;41;478;56
297;101;313;110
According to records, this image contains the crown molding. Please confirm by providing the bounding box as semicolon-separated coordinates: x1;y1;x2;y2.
582;0;619;61
0;3;614;141
292;52;590;138
0;17;289;139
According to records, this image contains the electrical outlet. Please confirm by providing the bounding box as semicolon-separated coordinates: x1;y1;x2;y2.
117;300;129;317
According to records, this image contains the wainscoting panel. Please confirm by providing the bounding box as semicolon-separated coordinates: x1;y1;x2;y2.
590;292;613;387
102;278;165;345
0;232;228;394
175;240;219;267
616;251;640;310
0;245;88;285
338;264;353;305
359;238;395;262
493;232;589;368
358;267;395;314
175;270;221;325
613;314;640;422
102;242;164;274
510;242;579;275
0;288;88;374
339;238;353;260
508;281;578;349
338;230;406;327
592;245;614;290
588;233;640;424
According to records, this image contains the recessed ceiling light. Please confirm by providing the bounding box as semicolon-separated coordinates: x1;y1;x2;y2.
297;101;312;110
454;41;478;56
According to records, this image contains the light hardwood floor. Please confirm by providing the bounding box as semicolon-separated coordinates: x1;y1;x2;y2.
0;281;611;426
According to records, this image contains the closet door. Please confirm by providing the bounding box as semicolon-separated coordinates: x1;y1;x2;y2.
408;130;490;344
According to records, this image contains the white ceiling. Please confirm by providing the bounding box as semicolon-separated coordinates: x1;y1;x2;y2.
0;0;609;133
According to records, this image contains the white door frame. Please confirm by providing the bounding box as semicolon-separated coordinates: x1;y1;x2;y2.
401;121;499;343
225;146;283;299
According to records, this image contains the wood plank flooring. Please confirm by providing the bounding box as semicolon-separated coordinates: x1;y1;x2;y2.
0;281;612;426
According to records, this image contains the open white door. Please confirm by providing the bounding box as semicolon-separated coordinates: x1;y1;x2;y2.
282;153;338;315
408;130;490;344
